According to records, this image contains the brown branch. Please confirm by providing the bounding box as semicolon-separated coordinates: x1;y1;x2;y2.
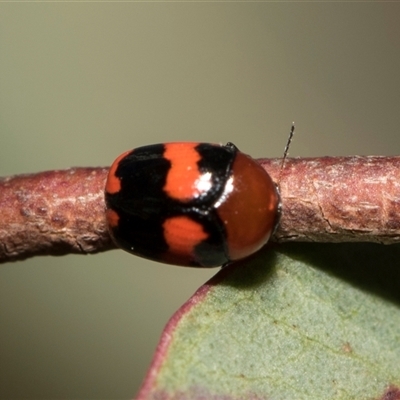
262;156;400;244
0;168;115;263
1;156;400;264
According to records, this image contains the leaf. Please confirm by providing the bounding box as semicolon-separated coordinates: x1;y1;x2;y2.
138;243;400;400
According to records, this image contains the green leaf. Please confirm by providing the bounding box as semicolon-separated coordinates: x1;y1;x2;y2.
138;243;400;400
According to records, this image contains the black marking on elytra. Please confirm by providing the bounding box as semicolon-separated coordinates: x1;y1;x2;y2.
105;143;238;266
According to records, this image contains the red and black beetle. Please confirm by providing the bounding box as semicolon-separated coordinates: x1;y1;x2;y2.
105;142;280;267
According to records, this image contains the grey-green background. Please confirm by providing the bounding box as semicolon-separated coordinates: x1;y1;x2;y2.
0;3;399;399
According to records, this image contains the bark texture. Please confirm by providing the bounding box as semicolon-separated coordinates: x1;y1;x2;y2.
262;156;400;244
0;168;114;262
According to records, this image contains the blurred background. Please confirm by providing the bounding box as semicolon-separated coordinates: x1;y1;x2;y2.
0;3;399;399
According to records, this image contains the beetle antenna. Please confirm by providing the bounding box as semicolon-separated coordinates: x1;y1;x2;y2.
278;122;295;185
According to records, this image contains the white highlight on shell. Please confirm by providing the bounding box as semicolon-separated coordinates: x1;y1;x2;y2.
214;176;234;209
196;172;213;194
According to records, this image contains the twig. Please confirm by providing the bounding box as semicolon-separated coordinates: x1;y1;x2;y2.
0;168;114;263
263;156;400;244
1;156;400;264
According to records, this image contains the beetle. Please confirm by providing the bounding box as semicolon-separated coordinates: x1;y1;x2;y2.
105;142;280;267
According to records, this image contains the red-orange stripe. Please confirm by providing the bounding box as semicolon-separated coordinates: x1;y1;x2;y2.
105;150;132;194
106;208;120;228
163;143;201;201
163;216;208;257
